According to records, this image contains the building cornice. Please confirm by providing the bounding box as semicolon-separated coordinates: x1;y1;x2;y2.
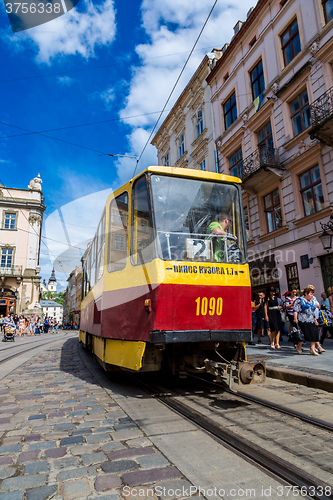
206;0;268;86
0;199;46;212
151;55;211;145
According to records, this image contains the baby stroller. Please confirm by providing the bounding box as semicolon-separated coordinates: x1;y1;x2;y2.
2;324;15;342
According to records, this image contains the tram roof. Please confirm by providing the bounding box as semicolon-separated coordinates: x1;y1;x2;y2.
111;166;241;199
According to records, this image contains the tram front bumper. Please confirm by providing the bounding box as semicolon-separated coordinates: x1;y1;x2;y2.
149;330;252;344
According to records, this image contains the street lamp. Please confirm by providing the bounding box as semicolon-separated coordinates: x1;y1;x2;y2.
319;215;333;251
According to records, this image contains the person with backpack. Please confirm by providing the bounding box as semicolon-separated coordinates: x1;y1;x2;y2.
318;306;331;347
43;315;50;334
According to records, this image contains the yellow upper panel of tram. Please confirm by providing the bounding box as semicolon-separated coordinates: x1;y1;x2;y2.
81;259;251;308
109;166;241;201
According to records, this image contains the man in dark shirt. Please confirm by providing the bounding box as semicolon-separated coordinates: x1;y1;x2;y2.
254;292;266;343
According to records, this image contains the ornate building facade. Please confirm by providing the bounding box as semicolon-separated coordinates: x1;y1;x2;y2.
0;174;46;316
206;0;333;295
152;0;333;295
151;50;222;172
63;265;82;326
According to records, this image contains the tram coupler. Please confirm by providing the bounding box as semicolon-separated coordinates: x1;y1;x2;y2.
204;359;266;389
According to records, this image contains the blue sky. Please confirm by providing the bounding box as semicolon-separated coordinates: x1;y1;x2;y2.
0;0;253;289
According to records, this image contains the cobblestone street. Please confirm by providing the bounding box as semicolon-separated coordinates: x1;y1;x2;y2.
0;335;303;500
0;337;185;500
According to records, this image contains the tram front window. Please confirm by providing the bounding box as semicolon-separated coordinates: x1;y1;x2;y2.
151;175;246;264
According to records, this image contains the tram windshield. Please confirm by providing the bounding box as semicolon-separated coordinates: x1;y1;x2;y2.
151;174;246;264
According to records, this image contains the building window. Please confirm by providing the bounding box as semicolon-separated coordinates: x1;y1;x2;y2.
299;166;324;216
264;189;282;232
290;90;311;136
281;18;301;66
3;213;16;230
223;92;237;130
258;121;274;150
196;109;204;137
178;134;185;159
229;147;243;178
199;159;206;171
250;60;265;100
322;0;333;23
163;153;170;166
285;263;300;291
1;248;13;268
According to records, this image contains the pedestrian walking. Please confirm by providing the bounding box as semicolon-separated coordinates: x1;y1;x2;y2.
13;314;19;336
35;315;41;335
318;307;331;346
254;292;266;343
24;316;29;335
264;286;282;349
321;292;330;310
0;315;4;334
43;315;50;334
28;315;36;336
328;286;333;315
294;285;323;356
18;315;25;337
284;287;299;348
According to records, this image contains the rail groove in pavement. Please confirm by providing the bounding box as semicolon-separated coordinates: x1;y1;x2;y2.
0;333;73;365
133;377;333;500
190;374;333;433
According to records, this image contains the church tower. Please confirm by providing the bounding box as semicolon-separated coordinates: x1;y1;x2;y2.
48;268;57;293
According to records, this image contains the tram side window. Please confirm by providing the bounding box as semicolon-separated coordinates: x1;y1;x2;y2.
95;210;106;282
82;264;90;298
131;176;154;265
90;238;96;289
108;192;129;272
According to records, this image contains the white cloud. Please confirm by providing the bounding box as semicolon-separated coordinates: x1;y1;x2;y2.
10;0;117;63
100;87;115;105
112;0;254;184
41;185;113;286
57;75;76;86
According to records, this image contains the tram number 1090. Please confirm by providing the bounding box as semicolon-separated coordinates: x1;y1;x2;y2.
195;297;223;316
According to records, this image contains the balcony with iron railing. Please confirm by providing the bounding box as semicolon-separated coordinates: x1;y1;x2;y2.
233;147;284;192
309;86;333;146
0;265;23;277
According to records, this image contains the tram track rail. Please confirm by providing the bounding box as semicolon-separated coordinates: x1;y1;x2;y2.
0;332;73;365
131;375;333;500
189;374;333;433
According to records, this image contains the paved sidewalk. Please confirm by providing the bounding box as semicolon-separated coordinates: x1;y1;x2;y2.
246;336;333;390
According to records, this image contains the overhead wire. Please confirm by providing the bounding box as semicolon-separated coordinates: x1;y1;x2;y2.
0;61;324;144
0;110;171;140
133;0;219;176
0;44;226;84
0;120;110;156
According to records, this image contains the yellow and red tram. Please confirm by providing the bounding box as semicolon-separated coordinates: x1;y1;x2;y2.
79;167;265;385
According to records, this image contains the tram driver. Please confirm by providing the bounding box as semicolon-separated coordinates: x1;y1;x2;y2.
206;212;240;263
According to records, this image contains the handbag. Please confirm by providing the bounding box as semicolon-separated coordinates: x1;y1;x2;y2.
291;325;304;343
